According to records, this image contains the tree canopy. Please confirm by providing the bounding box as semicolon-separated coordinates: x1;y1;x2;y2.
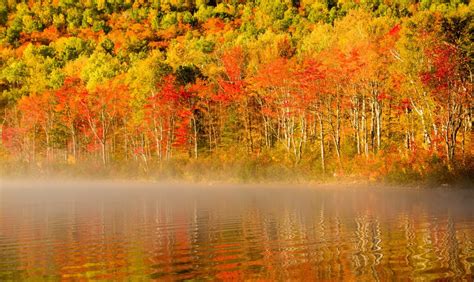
0;0;472;181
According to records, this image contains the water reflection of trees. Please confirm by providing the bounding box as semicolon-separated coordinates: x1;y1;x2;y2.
0;193;472;280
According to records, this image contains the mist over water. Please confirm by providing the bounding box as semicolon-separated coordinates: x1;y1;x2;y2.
0;181;473;280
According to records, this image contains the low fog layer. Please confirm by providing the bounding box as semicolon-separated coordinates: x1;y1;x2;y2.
1;179;473;218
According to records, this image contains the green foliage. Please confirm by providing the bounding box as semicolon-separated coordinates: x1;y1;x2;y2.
126;51;172;120
181;11;196;25
175;64;202;85
307;2;329;23
5;16;22;46
100;38;115;54
65;7;82;29
54;37;93;62
194;4;214;23
81;51;121;89
195;37;215;53
161;11;178;28
0;59;29;102
0;3;8;25
1;60;28;87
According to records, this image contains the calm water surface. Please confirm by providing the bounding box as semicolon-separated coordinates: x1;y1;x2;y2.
0;181;473;280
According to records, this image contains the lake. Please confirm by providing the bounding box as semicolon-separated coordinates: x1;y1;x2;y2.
0;181;472;280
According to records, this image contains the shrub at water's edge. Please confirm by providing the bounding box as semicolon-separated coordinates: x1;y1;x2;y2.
1;147;472;187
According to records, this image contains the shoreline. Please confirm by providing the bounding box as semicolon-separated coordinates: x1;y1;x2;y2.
2;156;472;189
1;176;469;190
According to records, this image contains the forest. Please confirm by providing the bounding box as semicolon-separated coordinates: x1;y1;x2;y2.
0;0;472;182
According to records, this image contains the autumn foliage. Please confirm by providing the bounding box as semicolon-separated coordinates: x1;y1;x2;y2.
0;0;472;182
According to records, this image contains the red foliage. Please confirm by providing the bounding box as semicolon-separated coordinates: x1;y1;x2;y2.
145;75;193;151
377;92;392;101
217;47;247;104
174;109;192;147
400;98;411;110
388;24;401;37
202;18;226;34
1;127;26;154
420;44;458;91
18;91;56;132
55;77;88;130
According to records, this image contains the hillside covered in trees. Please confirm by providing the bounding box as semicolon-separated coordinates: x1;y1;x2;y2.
0;0;472;182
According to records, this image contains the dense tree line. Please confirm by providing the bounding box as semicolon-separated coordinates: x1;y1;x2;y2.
0;0;472;180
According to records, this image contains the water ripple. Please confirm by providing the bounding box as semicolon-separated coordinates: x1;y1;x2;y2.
0;185;472;280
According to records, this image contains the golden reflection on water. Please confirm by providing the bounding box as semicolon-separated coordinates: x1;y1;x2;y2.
0;184;472;280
